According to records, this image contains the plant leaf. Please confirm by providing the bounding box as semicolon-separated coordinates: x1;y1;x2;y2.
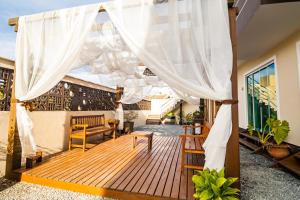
211;183;220;195
272;120;290;145
216;177;227;188
200;189;214;200
192;175;205;186
218;168;225;178
223;178;238;187
223;196;239;200
222;188;240;196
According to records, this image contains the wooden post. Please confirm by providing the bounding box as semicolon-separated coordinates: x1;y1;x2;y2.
179;102;183;125
5;65;22;180
225;7;240;185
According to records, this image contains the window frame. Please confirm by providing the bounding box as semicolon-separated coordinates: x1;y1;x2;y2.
243;56;281;129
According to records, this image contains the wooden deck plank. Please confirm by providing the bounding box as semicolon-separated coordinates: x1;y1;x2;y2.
103;136;166;189
109;137;168;190
63;137;144;183
161;138;181;197
179;153;188;200
39;138;127;179
146;137;180;195
170;140;183;199
20;135;203;200
130;137;176;193
121;137;174;192
79;138;147;186
92;138;158;187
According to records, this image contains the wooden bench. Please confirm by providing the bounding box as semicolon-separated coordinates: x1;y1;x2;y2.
69;115;116;151
131;131;154;151
179;123;211;172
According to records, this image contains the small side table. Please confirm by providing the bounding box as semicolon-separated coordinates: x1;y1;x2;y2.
131;131;154;151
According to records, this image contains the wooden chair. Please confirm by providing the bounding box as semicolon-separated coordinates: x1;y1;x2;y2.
179;123;211;171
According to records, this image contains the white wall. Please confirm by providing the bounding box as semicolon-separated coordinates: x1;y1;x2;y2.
0;111;115;151
124;110;151;127
237;30;300;146
150;99;168;114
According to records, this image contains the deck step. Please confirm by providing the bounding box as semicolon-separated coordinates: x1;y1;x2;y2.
146;119;161;125
278;152;300;177
239;138;261;151
239;132;260;143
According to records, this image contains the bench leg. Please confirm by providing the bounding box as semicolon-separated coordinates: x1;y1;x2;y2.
181;138;186;172
148;137;153;151
83;136;86;152
132;136;137;149
69;137;72;150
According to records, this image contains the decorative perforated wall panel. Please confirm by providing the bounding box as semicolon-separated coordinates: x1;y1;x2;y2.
123;100;151;110
0;66;115;111
0;67;13;111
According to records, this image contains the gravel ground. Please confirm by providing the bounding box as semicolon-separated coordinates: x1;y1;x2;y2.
0;125;299;200
240;147;300;200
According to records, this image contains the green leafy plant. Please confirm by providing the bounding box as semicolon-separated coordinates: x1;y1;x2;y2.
167;112;175;119
247;123;254;136
267;118;290;145
193;110;204;118
192;168;240;200
257;117;290;145
185;112;193;124
124;111;138;122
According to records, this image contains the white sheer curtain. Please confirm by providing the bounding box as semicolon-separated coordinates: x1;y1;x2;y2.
104;0;233;170
15;4;100;155
15;0;233;170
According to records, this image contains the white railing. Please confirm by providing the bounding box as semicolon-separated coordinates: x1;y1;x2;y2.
160;98;181;118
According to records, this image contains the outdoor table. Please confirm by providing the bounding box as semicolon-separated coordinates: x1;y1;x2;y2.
130;131;154;151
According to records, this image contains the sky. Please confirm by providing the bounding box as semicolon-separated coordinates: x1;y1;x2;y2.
0;0;105;60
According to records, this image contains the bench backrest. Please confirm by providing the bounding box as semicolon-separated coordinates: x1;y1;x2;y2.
70;115;105;128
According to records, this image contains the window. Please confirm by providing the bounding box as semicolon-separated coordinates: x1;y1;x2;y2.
246;62;277;131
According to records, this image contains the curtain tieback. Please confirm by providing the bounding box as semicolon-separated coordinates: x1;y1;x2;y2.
221;99;238;105
14;99;35;111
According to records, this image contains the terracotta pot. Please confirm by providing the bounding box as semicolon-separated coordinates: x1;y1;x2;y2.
123;121;134;133
267;144;290;159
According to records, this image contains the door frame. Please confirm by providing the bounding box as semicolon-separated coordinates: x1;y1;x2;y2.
243;56;281;129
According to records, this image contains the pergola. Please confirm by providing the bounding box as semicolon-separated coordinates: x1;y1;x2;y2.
5;0;240;190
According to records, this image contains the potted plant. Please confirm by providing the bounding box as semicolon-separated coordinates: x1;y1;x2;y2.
192;168;240;200
193;110;204;124
251;117;290;159
185;113;193;125
165;112;176;124
123;111;138;133
266;118;290;159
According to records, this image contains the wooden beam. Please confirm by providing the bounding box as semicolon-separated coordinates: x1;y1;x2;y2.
5;63;22;180
8;1;236;30
225;7;240;186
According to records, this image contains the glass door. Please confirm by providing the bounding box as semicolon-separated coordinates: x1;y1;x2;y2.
246;62;277;131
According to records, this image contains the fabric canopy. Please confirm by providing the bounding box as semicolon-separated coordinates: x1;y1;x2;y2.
15;0;233;170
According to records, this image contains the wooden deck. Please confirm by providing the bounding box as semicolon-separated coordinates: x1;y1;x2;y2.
19;135;204;200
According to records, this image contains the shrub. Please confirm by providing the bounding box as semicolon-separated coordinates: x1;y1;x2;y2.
192;168;240;200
